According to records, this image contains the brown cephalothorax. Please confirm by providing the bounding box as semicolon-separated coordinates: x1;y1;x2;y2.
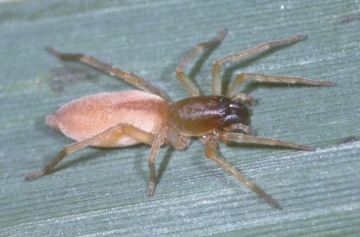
26;29;334;209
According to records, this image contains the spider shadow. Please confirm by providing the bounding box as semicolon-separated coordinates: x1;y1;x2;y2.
47;62;100;92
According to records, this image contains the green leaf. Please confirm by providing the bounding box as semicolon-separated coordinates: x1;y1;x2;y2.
1;0;359;236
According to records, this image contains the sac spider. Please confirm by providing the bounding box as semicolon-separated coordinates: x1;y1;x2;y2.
26;29;333;209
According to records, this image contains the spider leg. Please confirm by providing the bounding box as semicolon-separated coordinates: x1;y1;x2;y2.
26;123;156;180
176;28;227;97
211;35;334;96
45;47;168;101
147;125;167;196
218;132;313;151
227;73;334;98
200;135;282;209
147;125;191;196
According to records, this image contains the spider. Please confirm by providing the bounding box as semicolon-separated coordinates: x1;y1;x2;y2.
26;28;333;209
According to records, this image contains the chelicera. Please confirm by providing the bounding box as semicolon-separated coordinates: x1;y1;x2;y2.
26;29;333;209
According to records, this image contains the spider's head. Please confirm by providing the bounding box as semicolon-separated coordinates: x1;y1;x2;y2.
219;97;249;129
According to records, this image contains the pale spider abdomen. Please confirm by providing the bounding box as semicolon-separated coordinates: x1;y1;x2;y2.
46;90;167;147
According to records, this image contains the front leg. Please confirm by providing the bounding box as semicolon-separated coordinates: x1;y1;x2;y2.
200;135;282;209
211;35;308;96
227;72;334;98
218;131;313;151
